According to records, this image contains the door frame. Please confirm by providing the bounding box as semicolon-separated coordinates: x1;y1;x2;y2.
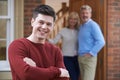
69;0;107;80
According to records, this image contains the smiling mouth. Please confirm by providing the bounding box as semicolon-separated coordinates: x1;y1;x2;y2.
83;16;88;19
39;29;49;34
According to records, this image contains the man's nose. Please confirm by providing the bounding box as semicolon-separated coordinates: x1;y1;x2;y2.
41;24;47;28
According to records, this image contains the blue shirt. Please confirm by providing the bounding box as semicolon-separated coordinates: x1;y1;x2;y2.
78;19;105;56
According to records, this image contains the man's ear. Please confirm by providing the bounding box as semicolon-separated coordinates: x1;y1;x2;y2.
31;18;34;23
31;18;35;27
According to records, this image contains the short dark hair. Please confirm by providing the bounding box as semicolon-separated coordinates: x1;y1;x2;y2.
33;4;56;21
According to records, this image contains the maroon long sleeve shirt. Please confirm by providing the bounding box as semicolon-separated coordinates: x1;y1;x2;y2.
8;38;69;80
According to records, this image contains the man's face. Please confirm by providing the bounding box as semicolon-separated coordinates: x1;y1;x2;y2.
31;14;54;40
80;9;91;23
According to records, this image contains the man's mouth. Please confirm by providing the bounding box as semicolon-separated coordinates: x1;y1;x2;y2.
83;16;88;19
39;29;48;34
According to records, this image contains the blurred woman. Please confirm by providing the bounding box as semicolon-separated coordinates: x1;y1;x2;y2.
49;12;80;80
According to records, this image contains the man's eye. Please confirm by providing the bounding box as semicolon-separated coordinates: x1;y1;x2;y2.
39;21;44;24
47;23;52;26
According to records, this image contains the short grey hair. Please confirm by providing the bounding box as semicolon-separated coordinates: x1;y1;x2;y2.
80;5;92;12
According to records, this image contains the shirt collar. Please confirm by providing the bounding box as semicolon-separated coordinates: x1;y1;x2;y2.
84;19;92;24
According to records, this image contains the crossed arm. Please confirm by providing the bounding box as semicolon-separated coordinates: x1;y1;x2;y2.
23;57;70;78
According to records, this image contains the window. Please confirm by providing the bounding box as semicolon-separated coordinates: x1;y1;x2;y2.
0;0;14;71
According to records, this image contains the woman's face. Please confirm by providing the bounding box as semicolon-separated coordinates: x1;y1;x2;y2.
68;17;78;28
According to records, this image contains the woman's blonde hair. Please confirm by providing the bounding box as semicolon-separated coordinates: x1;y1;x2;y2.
67;11;80;29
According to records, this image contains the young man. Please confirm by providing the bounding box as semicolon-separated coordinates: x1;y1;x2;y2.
8;4;69;80
78;5;105;80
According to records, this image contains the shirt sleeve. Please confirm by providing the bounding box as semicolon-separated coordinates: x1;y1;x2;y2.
48;30;63;44
89;24;105;56
8;40;69;80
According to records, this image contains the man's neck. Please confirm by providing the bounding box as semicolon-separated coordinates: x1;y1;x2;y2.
27;35;45;44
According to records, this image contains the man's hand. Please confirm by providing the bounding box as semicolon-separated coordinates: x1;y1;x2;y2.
84;53;92;57
59;68;70;78
23;57;36;67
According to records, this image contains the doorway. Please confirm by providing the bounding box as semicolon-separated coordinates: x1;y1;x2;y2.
69;0;107;80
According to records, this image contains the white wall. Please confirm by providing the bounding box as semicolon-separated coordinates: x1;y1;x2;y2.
45;0;69;12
